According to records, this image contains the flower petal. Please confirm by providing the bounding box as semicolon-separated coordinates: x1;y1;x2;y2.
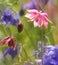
34;21;38;27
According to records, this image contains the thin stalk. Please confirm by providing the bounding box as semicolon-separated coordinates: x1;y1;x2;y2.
6;26;12;36
40;28;44;65
21;42;32;61
0;24;7;36
22;45;32;61
24;28;36;48
41;41;44;65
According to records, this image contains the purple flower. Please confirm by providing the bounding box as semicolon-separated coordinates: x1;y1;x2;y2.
11;16;19;26
35;46;58;65
19;0;38;16
43;46;58;65
1;9;19;26
24;0;37;9
4;43;19;59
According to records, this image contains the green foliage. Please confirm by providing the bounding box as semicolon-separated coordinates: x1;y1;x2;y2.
0;0;58;65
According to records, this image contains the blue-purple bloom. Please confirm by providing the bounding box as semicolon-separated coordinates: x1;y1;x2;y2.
24;0;37;9
4;43;18;59
1;9;19;26
43;46;58;65
35;46;58;65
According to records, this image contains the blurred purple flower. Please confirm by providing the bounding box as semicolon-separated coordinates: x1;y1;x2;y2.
35;46;58;65
12;16;19;26
43;46;58;65
24;0;37;9
19;0;38;16
45;46;55;52
1;9;19;26
4;43;19;59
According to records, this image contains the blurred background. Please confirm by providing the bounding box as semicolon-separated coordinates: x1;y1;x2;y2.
0;0;58;65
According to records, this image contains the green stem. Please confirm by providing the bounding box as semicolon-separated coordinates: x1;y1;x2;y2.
20;43;32;62
6;26;12;36
1;24;7;36
40;28;44;65
22;46;32;61
24;28;36;48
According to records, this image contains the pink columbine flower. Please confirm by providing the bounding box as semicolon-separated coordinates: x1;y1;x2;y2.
1;36;16;48
25;9;51;28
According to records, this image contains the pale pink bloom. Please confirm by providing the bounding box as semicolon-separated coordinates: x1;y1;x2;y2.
25;9;50;28
25;9;39;21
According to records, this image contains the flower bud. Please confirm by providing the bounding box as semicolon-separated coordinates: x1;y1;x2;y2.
17;22;23;33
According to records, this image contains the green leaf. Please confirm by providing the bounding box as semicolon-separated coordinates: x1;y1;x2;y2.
45;25;55;45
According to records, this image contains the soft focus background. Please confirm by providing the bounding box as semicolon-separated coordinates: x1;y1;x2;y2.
0;0;58;65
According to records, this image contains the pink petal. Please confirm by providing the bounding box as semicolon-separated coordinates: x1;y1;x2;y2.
44;21;48;28
27;9;39;13
25;13;32;19
41;13;48;17
1;36;11;45
38;19;43;27
25;9;50;28
34;21;38;27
